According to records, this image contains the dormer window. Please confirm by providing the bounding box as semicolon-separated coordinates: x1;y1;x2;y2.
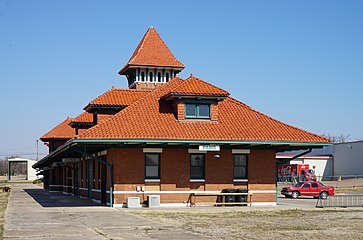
185;103;210;119
160;76;230;121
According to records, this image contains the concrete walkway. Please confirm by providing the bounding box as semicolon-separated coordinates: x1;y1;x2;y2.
4;184;211;239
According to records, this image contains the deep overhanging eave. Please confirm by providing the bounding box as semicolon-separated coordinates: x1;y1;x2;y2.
32;141;74;169
161;93;229;101
72;138;332;147
33;138;331;169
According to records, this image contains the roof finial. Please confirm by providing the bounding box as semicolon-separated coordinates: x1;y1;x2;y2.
150;26;154;29
190;73;194;77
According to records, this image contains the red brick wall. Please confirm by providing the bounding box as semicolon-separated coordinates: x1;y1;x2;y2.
210;103;218;121
248;150;276;191
205;151;232;183
251;193;275;203
177;102;185;120
161;148;189;190
108;148;144;190
134;82;164;90
106;147;276;205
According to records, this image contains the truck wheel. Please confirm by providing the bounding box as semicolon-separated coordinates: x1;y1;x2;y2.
320;192;328;199
291;191;299;199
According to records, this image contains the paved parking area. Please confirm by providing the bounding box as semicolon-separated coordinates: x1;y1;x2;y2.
277;195;319;208
4;184;211;239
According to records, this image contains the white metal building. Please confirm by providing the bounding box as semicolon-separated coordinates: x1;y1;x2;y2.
333;141;363;176
277;154;333;180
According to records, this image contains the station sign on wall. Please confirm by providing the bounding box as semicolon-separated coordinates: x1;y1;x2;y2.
199;145;220;151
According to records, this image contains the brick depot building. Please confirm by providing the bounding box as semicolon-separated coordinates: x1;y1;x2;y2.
33;27;330;207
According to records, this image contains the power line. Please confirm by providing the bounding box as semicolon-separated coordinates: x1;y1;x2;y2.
0;153;47;157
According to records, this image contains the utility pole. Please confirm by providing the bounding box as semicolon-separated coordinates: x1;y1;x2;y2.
36;140;39;161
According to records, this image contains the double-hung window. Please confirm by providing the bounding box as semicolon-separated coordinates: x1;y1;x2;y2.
185;104;210;119
145;153;160;179
190;154;205;179
233;154;248;179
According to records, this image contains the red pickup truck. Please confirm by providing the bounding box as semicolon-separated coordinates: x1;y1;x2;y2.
281;182;335;199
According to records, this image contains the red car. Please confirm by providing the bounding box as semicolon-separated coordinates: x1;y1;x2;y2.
281;181;335;199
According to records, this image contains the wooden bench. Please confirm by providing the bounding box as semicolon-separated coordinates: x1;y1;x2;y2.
0;186;11;192
187;192;252;207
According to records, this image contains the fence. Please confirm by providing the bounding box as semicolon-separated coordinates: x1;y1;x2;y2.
316;194;363;208
278;175;363;189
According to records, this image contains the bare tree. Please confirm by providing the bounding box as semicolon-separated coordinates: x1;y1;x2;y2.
0;159;8;176
321;133;350;143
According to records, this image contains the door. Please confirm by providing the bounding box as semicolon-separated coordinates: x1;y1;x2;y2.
310;182;320;196
300;183;312;196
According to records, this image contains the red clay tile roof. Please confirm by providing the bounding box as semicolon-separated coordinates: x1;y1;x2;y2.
42;86;149;141
71;112;93;123
118;27;185;74
77;77;329;143
98;114;113;123
164;75;229;98
40;117;75;140
70;112;113;126
84;87;151;110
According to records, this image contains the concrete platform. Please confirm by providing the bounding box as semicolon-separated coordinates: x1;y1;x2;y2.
4;183;211;239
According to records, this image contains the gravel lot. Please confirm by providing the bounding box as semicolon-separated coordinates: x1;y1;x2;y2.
131;207;363;240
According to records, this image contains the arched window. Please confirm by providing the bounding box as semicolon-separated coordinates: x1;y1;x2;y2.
158;72;162;82
141;72;145;82
149;72;153;82
166;72;170;82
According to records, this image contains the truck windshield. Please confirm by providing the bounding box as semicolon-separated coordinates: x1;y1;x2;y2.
294;182;303;187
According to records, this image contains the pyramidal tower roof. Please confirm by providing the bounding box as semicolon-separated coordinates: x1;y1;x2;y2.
118;27;185;74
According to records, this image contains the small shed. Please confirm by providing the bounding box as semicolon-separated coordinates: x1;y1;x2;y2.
8;158;38;181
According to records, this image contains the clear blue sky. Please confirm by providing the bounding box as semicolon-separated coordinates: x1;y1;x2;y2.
1;1;362;159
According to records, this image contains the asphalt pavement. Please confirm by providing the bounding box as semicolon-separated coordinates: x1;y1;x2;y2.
277;195;319;208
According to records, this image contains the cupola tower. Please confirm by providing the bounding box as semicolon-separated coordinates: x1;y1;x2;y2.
118;27;185;90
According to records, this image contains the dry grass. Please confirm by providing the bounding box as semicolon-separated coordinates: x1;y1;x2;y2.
0;191;10;239
335;187;363;193
131;208;363;240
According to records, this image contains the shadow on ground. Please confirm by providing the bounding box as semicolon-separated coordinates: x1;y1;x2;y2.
24;188;102;207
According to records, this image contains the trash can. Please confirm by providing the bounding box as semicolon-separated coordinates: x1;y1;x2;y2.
235;188;248;205
221;188;236;204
